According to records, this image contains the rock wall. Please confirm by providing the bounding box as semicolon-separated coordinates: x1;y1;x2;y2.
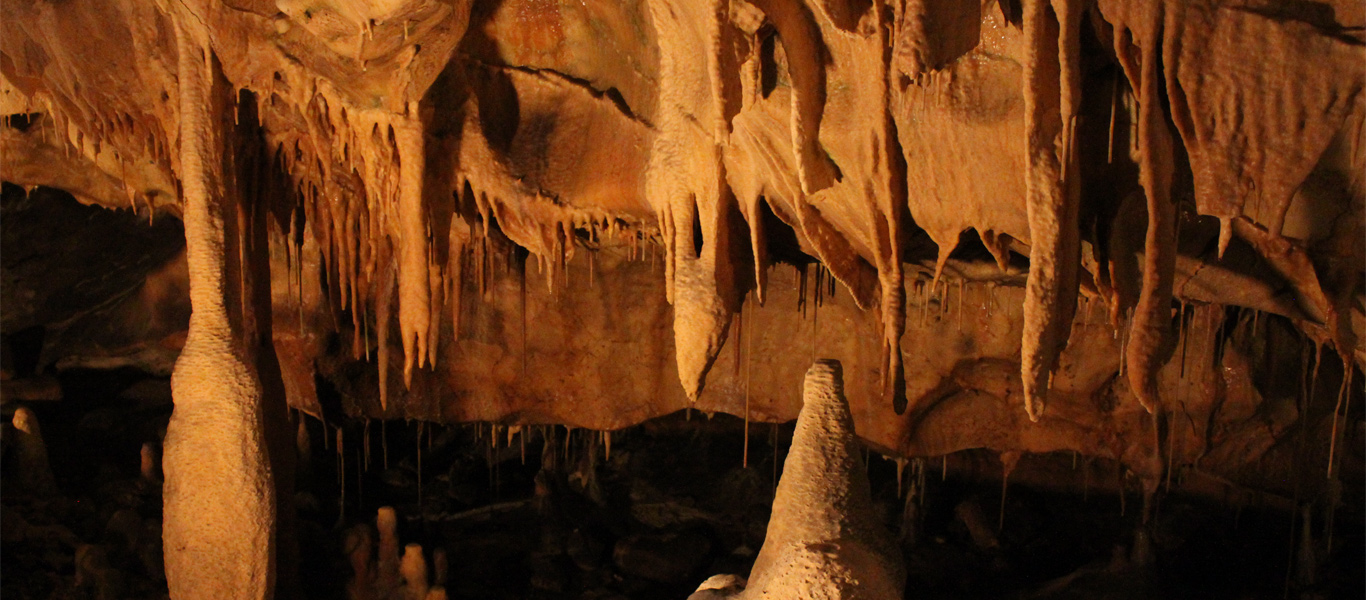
1;0;1363;526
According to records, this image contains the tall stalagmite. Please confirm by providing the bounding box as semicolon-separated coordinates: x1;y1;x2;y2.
732;360;904;599
160;17;275;600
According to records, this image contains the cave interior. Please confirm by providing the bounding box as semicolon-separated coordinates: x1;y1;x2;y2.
1;0;1364;598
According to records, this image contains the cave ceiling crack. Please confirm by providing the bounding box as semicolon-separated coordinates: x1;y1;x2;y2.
461;56;655;129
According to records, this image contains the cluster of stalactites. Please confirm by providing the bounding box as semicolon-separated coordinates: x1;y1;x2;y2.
261;71;661;411
11;0;1356;424
644;0;1361;421
645;0;912;409
260;78;434;408
0;71;177;216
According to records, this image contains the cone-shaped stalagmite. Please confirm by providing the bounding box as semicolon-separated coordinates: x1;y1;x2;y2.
716;360;904;599
10;407;57;495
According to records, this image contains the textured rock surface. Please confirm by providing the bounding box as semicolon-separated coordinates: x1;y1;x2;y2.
735;360;904;599
1;0;1364;595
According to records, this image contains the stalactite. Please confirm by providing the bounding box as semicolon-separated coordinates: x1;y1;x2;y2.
744;289;753;469
393;109;428;390
999;451;1020;531
1327;363;1354;479
1019;0;1083;422
376;244;397;410
363;419;371;471
895;457;907;498
297;415;313;473
426;253;444;369
337;426;348;524
1113;4;1177;414
417;421;425;506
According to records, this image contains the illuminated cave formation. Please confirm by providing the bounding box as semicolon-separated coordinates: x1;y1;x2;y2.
0;0;1363;598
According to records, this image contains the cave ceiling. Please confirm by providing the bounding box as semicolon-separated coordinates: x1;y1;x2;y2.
1;0;1364;488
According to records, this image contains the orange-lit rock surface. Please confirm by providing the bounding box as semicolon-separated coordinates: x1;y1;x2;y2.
2;0;1363;593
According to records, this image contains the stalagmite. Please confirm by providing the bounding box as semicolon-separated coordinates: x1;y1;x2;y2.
707;360;904;599
344;525;375;600
377;507;401;593
74;544;122;600
161;19;275;600
432;547;448;588
400;543;430;600
9;407;57;495
140;442;160;483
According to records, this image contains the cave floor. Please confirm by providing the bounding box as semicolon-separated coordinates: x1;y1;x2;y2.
2;369;1362;599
